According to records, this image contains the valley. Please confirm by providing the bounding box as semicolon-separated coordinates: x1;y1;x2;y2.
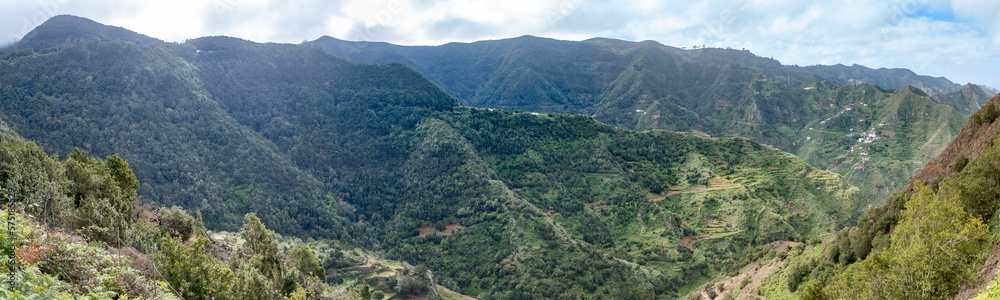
1;14;998;300
314;36;985;204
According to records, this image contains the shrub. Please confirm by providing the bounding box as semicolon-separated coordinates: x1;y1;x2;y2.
981;103;999;124
288;246;326;282
825;185;986;298
828;241;840;263
704;284;718;298
786;260;812;291
395;274;425;295
954;156;969;173
158;206;194;240
738;276;751;290
800;281;827;300
373;291;385;299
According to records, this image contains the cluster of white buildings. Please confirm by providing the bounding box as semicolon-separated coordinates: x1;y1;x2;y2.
857;130;879;144
635;109;660;119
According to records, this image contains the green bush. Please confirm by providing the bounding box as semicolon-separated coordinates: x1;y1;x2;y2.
799;281;827;300
704;285;718;298
786;260;812;291
981;103;999;124
954;156;969;173
159;206;195;239
1;211;177;299
826;185;986;299
288;245;326;281
828;244;840;263
738;276;751;290
395;274;426;295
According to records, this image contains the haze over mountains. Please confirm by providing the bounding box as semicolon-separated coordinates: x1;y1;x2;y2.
3;14;1000;300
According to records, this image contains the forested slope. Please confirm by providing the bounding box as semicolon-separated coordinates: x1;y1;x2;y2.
314;36;971;205
0;15;871;298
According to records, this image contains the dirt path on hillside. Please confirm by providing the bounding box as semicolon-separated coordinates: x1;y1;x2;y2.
736;259;782;300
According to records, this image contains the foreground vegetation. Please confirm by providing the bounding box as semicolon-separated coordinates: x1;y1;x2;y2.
0;138;456;299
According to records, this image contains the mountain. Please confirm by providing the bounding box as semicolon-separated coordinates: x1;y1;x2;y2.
15;15;158;51
796;63;960;96
313;36;970;109
1;15;866;298
313;35;973;204
932;83;995;115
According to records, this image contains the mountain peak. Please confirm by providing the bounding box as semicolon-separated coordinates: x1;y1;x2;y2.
901;85;930;97
16;15;158;51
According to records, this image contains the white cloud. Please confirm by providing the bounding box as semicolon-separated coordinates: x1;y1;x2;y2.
0;0;998;88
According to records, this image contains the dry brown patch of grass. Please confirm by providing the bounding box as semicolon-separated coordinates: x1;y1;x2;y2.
418;223;462;238
15;241;50;266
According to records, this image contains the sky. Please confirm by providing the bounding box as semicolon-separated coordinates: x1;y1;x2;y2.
2;0;999;88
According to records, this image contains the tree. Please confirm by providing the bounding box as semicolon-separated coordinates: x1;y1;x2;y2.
159;206;195;239
827;185;986;299
240;213;284;295
980;102;999;124
287;245;325;281
346;284;372;300
395;274;425;295
0;140;71;224
154;235;234;299
64;149;138;245
240;213;280;257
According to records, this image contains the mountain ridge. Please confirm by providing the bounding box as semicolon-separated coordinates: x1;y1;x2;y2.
312;35;974;204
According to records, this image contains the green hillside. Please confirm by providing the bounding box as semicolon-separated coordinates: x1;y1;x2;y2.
696;94;1000;300
0;15;868;299
312;36;973;205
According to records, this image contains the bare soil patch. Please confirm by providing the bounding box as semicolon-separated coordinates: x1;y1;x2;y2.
418;223;462;238
681;235;697;250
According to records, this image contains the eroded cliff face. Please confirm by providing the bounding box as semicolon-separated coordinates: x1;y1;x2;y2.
908;93;1000;189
